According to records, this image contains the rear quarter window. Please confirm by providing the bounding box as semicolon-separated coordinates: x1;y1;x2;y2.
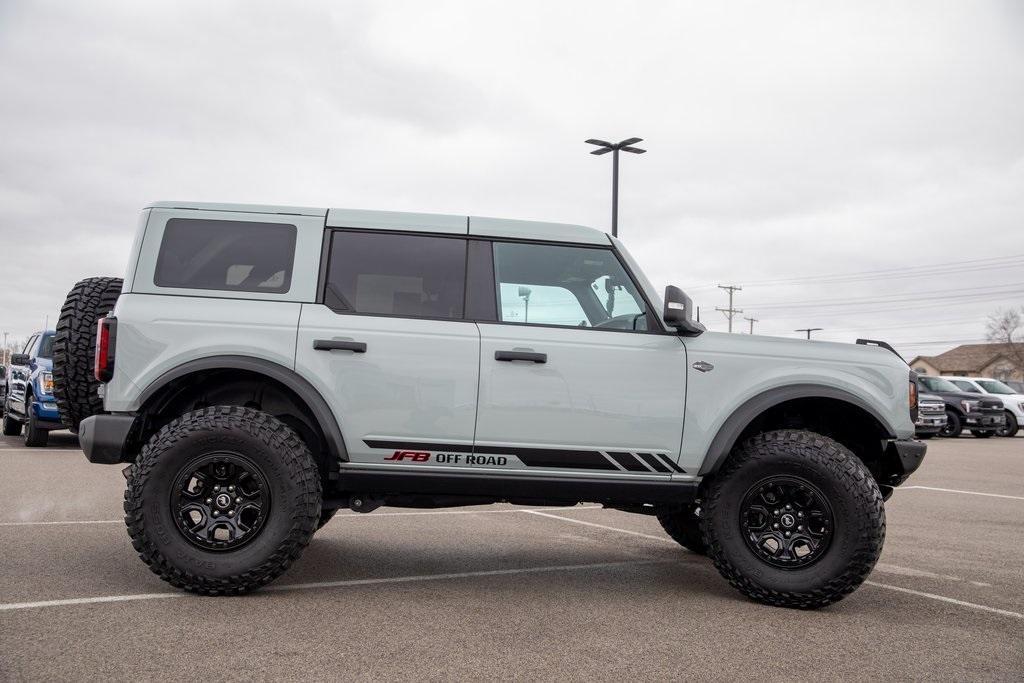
154;219;297;293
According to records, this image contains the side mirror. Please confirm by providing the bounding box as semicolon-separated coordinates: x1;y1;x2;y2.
663;286;705;337
10;353;30;366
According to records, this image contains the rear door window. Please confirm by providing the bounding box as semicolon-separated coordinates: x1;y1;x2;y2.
324;231;467;319
154;219;297;293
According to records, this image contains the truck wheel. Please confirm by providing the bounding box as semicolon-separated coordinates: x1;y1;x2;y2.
23;405;49;447
702;429;884;609
940;411;962;438
656;505;707;555
316;508;338;530
124;406;321;595
996;412;1018;437
2;406;21;436
970;430;994;438
53;276;123;433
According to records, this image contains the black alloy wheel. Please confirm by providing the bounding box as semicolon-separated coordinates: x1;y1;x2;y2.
739;476;833;569
171;453;271;551
940;411;962;438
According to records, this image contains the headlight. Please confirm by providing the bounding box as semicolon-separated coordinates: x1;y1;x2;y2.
960;399;980;413
40;372;54;395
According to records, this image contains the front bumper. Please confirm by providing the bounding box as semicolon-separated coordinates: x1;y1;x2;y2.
79;414;136;464
31;399;62;425
963;412;1005;428
884;438;927;486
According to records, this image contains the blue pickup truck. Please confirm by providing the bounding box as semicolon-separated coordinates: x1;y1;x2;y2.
2;331;64;446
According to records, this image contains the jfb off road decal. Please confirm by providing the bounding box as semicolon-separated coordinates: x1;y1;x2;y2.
364;440;685;473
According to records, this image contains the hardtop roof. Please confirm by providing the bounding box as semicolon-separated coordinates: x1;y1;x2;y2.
147;201;610;245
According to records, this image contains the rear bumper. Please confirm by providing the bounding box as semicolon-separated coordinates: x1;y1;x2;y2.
79;414;136;464
884;438;927;485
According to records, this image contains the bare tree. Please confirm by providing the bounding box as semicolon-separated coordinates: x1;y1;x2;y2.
986;306;1024;368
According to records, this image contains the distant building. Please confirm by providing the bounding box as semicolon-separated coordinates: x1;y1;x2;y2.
910;343;1023;381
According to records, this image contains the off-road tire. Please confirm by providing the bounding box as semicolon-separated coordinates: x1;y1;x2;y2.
971;430;994;438
2;407;21;436
702;429;885;609
53;276;123;433
124;406;321;595
996;412;1018;438
23;406;48;447
940;411;962;438
656;505;707;555
316;508;338;530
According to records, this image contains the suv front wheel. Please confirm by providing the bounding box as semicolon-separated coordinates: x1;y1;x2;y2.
702;430;884;609
124;406;322;595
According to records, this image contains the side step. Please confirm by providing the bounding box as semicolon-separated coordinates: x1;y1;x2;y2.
333;469;699;506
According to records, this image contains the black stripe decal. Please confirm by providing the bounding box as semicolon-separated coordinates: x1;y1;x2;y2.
654;453;687;474
475;445;617;470
364;440;679;474
638;453;671;473
607;451;650;472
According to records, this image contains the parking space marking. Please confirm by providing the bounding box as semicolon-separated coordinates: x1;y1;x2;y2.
902;486;1024;501
0;559;667;613
523;510;678;544
865;582;1024;620
874;563;992;587
528;510;1023;620
0;519;123;527
0;505;604;527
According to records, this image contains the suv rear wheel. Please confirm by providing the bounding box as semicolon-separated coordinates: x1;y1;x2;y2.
702;430;884;609
124;406;321;595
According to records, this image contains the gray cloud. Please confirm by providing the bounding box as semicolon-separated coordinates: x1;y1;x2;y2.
1;0;1022;359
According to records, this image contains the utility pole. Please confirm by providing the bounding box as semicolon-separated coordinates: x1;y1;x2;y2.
715;284;743;333
584;137;646;238
744;316;758;334
795;327;823;340
2;331;7;366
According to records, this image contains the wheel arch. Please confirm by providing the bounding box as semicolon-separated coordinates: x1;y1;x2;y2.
135;356;348;468
699;384;899;481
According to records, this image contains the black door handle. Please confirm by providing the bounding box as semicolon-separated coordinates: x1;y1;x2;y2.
314;339;367;353
495;350;546;363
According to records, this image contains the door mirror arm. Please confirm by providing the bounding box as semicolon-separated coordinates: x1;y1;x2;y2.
662;286;705;337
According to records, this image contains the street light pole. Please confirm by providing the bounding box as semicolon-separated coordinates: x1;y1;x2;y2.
585;137;646;238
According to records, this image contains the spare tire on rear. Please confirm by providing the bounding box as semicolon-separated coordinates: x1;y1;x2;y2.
53;277;123;433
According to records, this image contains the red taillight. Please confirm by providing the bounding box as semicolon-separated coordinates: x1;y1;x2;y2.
94;317;116;382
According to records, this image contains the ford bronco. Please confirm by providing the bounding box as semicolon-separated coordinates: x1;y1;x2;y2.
54;202;925;608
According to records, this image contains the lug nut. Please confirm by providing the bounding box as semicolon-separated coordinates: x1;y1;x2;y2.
213;485;221;492
797;525;803;531
205;498;212;504
773;523;779;529
785;531;791;537
798;511;804;518
785;504;792;510
228;510;234;517
235;497;241;503
774;509;780;515
229;486;235;492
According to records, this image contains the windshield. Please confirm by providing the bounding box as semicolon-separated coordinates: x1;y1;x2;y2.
977;380;1016;395
38;333;54;359
918;376;961;393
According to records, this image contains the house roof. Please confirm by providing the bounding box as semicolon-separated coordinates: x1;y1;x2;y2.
909;343;1021;373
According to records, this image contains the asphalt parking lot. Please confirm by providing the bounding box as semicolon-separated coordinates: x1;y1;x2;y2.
1;433;1022;681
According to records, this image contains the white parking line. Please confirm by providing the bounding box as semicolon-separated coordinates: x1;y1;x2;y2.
0;559;667;612
865;582;1024;620
528;510;1023;620
901;486;1024;501
0;505;603;527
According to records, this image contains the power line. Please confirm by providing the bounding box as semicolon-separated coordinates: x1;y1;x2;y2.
715;284;743;333
743;286;1024;312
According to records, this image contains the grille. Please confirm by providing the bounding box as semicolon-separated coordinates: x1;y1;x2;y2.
981;399;1003;411
919;402;945;414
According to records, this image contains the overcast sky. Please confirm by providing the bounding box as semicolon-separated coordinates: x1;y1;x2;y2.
1;0;1022;358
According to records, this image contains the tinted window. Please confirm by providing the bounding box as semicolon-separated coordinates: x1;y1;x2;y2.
492;242;647;330
325;232;466;319
154;219;297;293
38;334;54;359
950;380;980;393
919;376;960;393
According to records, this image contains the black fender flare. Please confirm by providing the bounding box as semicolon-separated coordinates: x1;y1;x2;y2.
136;355;348;462
698;384;897;476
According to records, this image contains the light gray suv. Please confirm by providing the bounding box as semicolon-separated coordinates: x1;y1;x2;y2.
53;201;925;608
